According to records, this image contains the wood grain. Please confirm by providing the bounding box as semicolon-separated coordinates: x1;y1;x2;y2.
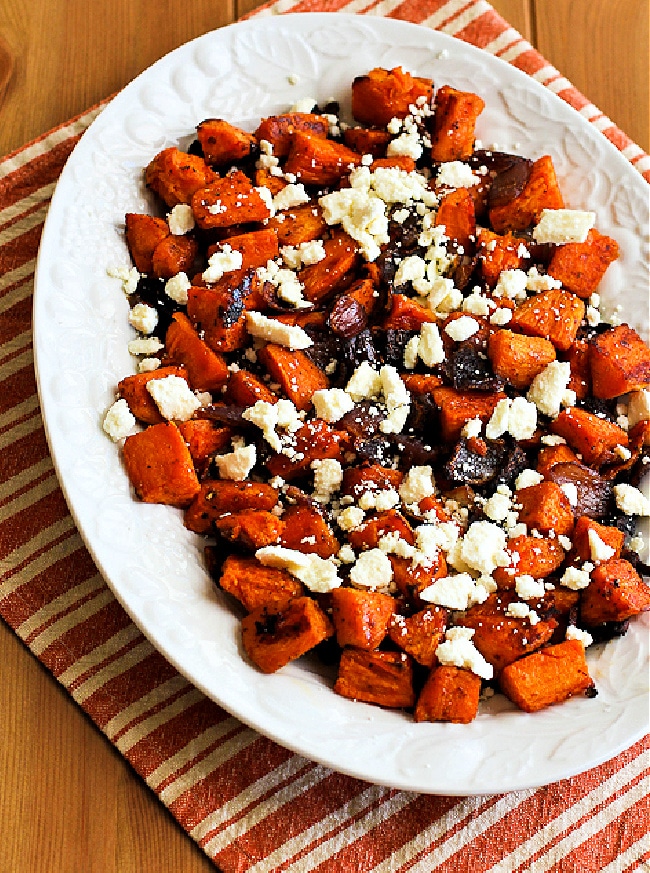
0;2;646;872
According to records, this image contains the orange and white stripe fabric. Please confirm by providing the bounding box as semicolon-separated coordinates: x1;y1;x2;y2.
0;2;648;871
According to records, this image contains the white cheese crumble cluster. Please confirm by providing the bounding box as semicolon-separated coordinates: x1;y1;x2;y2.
105;68;650;721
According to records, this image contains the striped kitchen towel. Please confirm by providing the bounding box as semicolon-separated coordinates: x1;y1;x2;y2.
1;2;648;871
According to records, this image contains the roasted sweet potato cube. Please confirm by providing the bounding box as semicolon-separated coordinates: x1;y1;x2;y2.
298;231;359;304
401;373;444;395
266;203;328;247
390;553;448;601
145;147;217;207
331;587;395;650
547;228;619;297
125;213;170;273
196;118;257;165
488;329;556;390
434;187;476;251
254;166;287;197
279;503;340;558
177;419;231;474
341;463;404;499
165;312;229;392
414;665;482;724
347;509;415;551
122;421;200;506
254;112;330;158
352;67;433;128
499;639;594;712
343;127;391;157
566;338;591;400
493;534;566;589
388;607;447;668
570;516;625;564
459;595;557;673
477;229;525;286
215;510;283;551
509;288;585;352
369;155;417;173
257;343;329;411
218;554;304;612
429;85;485;162
283;132;363;186
241;596;333;673
432;386;506;443
382;293;438;331
191;170;271;229
224;368;277;407
334;648;415;709
589;324;650;399
536;443;580;477
118;366;189;425
152;234;199;280
207;227;280;272
489;155;564;233
580;558;650;626
516;481;575;537
184;479;279;534
550;406;629;467
265;419;346;480
187;273;262;353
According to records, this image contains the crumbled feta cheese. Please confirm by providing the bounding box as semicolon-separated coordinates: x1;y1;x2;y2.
345;361;383;401
525;266;561;291
483;488;512;522
349;548;394;589
146;375;201;421
128;337;164;356
379;365;411;434
165;272;191;305
108;264;140;296
462;290;492;317
489;307;513;326
435;627;493;680
312;458;343;503
627;389;650;428
515;574;546;599
515;469;544;490
533;209;596;244
242;399;300;452
255;546;341;593
418;322;446;367
444;315;480;342
587;528;616;563
505;602;540;624
337;506;366;531
420;573;479;610
167;204;195;235
312;388;355;423
245;311;312;350
273;183;310;212
493;269;528;300
403;335;420;370
459;520;510;575
560;482;578;507
614;483;650;516
485;396;537;441
436;161;480;189
128;302;158;335
319;185;388;261
387;129;423;161
138;357;161;373
399;465;435;506
394;255;426;287
527;361;573;418
565;626;593;647
215;443;257;481
560;564;592;590
102;398;136;441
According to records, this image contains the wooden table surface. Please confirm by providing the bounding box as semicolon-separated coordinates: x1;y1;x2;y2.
0;1;647;871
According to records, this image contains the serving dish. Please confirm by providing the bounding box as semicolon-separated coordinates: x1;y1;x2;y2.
33;13;649;795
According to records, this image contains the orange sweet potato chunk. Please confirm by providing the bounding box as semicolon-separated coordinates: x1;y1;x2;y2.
125;213;170;274
477;229;525;286
241;596;333;673
499;639;595;712
550;407;629;467
196;118;257;166
298;231;360;304
224;368;277;407
516;481;575;537
493;534;566;589
218;554;304;612
434;187;476;251
509;288;585;352
432;387;506;443
334;648;415;709
383;294;438;331
351;67;433;128
183;479;279;534
266;203;328;247
207;227;280;272
257;343;329;411
165;312;229;392
579;558;650;626
488;329;556;390
589;324;650;400
414;665;482;724
388;607;447;668
122;421;200;506
215;510;283;551
283;132;363;186
390;553;448;602
279;503;340;559
118;366;189;425
343;127;391;157
177;419;231;474
342;464;404;499
145;147;217;207
547;229;619;297
536;443;580;478
152;234;199;280
347;509;415;551
331;587;395;650
489;155;564;233
191;170;271;229
429;85;485;162
265;419;346;480
569;516;625;564
255;112;330;158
